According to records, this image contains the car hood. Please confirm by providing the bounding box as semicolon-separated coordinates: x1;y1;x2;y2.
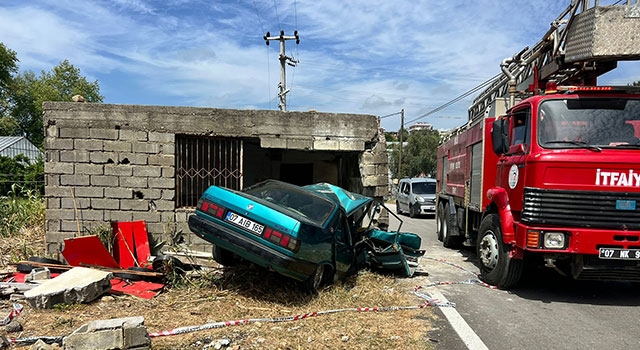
303;183;373;216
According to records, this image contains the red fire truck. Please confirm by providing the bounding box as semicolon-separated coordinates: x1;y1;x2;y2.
435;1;640;288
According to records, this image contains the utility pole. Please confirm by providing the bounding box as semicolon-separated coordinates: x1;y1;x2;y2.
264;30;300;111
398;108;404;178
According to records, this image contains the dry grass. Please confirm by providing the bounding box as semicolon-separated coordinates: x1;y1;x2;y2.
1;227;435;349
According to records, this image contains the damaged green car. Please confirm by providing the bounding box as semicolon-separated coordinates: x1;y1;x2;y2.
188;180;425;292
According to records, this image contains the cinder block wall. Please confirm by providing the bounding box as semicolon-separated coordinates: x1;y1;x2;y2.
44;125;188;256
43;102;388;259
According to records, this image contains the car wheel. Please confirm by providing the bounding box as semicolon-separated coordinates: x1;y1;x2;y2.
476;214;523;289
409;204;416;218
213;245;236;267
303;265;325;294
442;203;461;248
436;203;445;241
395;201;401;214
152;255;186;275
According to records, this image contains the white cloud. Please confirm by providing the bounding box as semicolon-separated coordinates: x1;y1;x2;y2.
1;0;639;132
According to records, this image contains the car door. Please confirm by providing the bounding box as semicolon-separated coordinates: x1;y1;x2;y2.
333;211;356;279
397;181;409;212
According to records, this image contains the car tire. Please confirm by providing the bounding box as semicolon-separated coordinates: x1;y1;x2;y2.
16;263;35;273
28;256;63;265
303;265;325;294
152;255;185;274
476;214;523;289
409;204;416;218
395;201;401;214
213;245;236;267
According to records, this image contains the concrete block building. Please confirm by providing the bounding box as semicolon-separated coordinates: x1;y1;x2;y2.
43;102;389;257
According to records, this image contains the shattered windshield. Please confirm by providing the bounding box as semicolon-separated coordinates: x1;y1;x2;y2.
538;98;640;149
243;180;336;225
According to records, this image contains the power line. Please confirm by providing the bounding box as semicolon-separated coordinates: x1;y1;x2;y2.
273;0;281;28
404;73;501;126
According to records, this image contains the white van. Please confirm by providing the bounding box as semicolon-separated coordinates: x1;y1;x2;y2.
395;177;436;218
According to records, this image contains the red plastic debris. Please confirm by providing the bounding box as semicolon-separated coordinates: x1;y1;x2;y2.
111;221;151;268
62;235;120;268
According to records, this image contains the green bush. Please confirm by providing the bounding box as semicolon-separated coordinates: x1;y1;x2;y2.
0;183;45;237
0;154;44;196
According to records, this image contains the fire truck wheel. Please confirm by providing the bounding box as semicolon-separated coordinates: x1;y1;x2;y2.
476;214;523;289
442;203;461;248
436;203;445;241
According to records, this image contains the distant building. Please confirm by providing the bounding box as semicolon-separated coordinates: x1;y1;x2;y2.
408;122;433;133
0;136;43;164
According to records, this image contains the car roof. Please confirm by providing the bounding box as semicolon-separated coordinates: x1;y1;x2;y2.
303;182;373;216
400;177;435;183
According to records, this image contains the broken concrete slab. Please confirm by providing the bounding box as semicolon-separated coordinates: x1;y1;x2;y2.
63;316;150;350
23;267;112;309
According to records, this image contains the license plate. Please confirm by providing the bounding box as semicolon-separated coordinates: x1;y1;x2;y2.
225;211;264;235
616;200;636;211
599;248;640;260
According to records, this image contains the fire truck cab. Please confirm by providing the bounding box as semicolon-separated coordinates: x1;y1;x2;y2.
435;1;640;289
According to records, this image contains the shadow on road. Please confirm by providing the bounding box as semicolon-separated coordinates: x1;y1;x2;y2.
450;247;640;306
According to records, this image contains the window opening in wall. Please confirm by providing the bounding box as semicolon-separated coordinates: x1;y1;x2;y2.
176;135;243;208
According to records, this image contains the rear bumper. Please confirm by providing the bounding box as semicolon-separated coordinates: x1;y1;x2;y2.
188;214;317;281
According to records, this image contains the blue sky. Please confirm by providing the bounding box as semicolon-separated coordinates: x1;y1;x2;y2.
2;0;639;132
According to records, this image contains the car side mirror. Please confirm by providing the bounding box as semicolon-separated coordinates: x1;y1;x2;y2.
491;118;509;155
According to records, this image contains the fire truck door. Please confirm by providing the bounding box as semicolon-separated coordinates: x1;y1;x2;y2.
496;107;531;214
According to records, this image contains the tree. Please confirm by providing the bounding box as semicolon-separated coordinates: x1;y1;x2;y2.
0;43;18;120
10;59;104;148
390;129;441;178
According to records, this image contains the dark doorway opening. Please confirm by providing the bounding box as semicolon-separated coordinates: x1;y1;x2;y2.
280;163;313;186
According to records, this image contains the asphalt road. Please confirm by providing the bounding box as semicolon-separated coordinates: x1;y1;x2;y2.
386;203;640;350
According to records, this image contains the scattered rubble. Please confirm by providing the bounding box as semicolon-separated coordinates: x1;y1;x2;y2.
24;267;112;309
63;316;150;350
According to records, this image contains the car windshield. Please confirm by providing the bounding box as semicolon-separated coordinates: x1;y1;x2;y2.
243;181;336;225
412;182;436;194
538;98;640;149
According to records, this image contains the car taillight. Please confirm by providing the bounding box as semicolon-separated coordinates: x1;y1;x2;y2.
264;227;299;252
199;199;225;219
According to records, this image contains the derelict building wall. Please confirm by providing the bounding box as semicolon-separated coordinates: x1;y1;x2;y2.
43;102;388;258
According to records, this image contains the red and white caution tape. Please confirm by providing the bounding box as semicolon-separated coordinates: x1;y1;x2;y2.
149;303;446;338
0;303;23;326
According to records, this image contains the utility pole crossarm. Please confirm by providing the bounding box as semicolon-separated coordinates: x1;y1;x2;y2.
264;30;300;112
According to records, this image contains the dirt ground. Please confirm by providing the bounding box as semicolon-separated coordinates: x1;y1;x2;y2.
0;227;436;349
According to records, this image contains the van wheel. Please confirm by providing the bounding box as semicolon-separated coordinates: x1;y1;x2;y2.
409;204;416;218
477;214;523;289
436;203;445;241
395;201;401;214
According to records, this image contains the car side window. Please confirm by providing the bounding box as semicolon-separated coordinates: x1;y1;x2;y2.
402;183;409;195
335;212;352;246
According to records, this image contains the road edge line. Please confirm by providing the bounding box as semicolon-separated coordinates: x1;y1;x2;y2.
427;285;489;350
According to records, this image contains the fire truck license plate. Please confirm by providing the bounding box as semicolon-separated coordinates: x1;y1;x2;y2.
598;248;640;260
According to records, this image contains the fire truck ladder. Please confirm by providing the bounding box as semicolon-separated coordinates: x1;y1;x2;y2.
468;0;640;122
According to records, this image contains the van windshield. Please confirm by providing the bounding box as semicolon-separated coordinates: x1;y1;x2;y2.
412;182;436;194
